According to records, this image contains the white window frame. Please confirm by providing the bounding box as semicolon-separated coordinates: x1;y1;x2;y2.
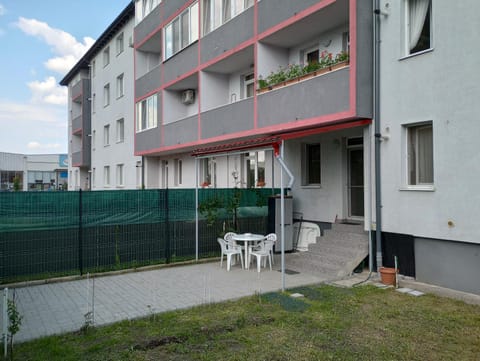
403;0;432;57
136;94;158;132
104;166;110;187
302;143;321;186
116;74;124;98
103;83;110;107
164;2;199;60
116;32;124;55
116;164;124;187
103;47;110;67
136;0;161;24
116;118;125;143
403;122;434;189
243;72;254;99
174;158;183;186
104;124;110;147
202;0;253;35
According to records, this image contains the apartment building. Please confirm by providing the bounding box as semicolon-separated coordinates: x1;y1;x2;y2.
61;0;480;294
61;3;140;190
134;0;373;216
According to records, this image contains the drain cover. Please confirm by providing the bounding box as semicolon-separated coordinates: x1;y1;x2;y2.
279;269;300;275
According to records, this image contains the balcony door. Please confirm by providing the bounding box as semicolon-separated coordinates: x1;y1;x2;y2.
347;138;364;218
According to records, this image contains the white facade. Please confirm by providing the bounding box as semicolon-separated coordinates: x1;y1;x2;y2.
378;0;480;293
90;18;140;190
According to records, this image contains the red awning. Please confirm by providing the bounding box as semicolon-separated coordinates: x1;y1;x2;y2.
191;119;371;157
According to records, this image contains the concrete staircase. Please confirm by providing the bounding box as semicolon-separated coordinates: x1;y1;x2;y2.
285;222;369;279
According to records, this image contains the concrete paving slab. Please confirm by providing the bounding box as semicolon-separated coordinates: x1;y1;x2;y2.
2;259;325;343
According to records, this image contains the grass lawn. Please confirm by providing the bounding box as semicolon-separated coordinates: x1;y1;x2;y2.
5;284;480;361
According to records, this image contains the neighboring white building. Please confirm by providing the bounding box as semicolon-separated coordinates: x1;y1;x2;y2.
377;0;480;294
60;3;140;191
0;152;68;191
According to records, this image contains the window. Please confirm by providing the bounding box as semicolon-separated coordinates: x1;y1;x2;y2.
92;130;96;150
116;118;124;143
92;93;96;113
244;151;265;188
116;32;124;55
405;0;431;55
201;157;216;187
302;143;321;185
136;93;158;132
103;83;110;107
103;47;110;67
406;123;433;185
243;73;254;99
116;164;124;187
136;0;161;24
164;2;199;59
174;159;183;186
104;125;110;146
104;166;110;186
202;0;253;35
305;47;319;65
116;74;124;98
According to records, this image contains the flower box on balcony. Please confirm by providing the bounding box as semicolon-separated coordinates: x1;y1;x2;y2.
257;51;349;94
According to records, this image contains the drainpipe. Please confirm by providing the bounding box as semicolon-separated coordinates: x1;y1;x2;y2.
272;141;295;292
374;0;383;269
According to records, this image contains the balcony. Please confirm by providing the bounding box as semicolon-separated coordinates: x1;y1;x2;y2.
201;97;254;139
134;3;162;45
200;5;254;64
72;115;83;134
164;115;198;147
71;141;91;168
136;64;161;98
163;42;198;85
257;66;350;128
71;79;90;103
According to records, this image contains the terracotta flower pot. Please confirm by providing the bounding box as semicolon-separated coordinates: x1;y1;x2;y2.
379;267;398;286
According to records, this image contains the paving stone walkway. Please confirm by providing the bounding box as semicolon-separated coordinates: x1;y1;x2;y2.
1;259;327;343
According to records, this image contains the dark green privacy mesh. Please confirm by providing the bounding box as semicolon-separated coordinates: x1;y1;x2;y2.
0;188;276;283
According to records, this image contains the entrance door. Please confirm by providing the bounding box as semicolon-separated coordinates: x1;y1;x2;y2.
347;140;364;218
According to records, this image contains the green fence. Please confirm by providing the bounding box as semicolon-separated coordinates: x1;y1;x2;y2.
0;188;276;283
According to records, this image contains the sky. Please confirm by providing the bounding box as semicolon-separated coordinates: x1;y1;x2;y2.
0;0;131;154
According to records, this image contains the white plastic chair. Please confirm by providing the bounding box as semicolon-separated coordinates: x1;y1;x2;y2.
265;233;277;265
217;237;244;271
249;240;274;272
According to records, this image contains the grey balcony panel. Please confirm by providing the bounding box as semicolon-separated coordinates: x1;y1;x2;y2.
81;100;91;134
200;7;254;64
136;66;161;98
257;0;321;33
72;151;82;166
163;43;198;84
201;98;254;139
164;115;198;147
71;79;89;102
163;0;186;22
135;127;162;153
135;4;162;43
257;68;349;128
355;1;373;119
72;115;83;132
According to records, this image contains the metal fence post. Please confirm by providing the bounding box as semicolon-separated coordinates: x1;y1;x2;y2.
3;287;7;358
78;189;83;275
164;188;171;264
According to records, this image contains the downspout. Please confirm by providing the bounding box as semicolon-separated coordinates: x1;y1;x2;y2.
272;141;295;292
374;0;383;269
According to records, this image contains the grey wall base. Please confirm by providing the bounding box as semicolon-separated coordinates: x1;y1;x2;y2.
415;238;480;295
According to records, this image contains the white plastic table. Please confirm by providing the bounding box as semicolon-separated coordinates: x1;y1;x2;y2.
232;233;265;269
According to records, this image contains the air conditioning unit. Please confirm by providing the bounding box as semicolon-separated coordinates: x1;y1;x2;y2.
181;89;195;105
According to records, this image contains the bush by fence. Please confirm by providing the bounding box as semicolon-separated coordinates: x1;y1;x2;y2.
0;188;276;283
